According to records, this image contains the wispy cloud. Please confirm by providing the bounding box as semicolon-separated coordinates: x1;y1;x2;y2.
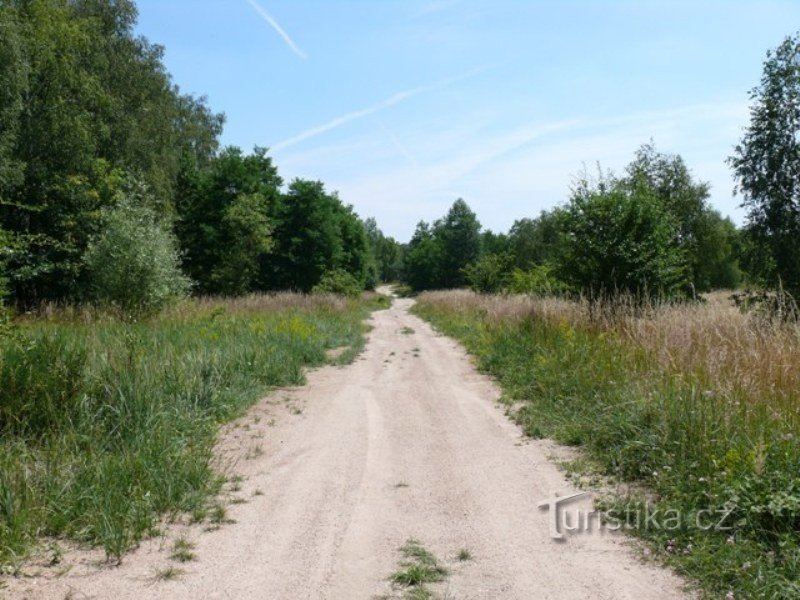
271;65;494;152
277;98;748;239
245;0;307;59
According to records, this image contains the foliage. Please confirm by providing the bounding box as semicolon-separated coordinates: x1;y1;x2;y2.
176;147;280;295
463;253;515;293
269;179;370;293
0;294;379;563
0;0;223;306
404;221;442;291
312;269;363;297
364;217;404;283
507;211;564;270
84;194;190;314
625;142;740;293
729;32;800;297
508;264;569;296
403;199;481;291
436;199;482;288
558;170;689;299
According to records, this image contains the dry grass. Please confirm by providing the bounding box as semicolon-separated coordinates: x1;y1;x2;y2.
417;290;800;426
414;290;800;598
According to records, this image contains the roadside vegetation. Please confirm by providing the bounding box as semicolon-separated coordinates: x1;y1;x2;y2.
414;290;800;598
0;293;386;566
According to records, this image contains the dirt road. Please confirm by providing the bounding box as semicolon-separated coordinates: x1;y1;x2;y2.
9;293;689;599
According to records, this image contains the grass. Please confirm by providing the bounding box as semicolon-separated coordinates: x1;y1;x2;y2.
170;537;196;563
152;565;184;582
390;539;448;598
0;292;387;567
400;327;416;335
414;290;800;600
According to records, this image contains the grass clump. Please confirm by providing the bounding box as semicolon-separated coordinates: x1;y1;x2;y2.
414;290;800;600
170;537;196;563
390;539;448;597
0;293;385;566
152;565;184;582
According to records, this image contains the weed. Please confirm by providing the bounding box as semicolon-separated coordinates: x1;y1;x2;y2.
456;548;472;562
389;539;448;598
400;327;415;335
170;537;196;563
152;566;184;581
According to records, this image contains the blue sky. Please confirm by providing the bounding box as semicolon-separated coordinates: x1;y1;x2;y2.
135;1;800;241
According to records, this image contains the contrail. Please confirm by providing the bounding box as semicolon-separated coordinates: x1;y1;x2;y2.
272;65;494;152
376;118;419;167
245;0;307;59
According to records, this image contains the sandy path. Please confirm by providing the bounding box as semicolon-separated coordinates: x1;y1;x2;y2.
6;292;689;600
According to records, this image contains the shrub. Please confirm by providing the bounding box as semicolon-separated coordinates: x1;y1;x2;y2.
312;269;363;297
463;253;514;293
85;200;190;314
508;264;569;296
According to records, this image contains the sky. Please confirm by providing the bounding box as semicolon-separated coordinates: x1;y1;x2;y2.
134;1;800;241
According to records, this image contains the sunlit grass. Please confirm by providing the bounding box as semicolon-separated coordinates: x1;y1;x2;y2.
414;290;800;599
0;293;386;565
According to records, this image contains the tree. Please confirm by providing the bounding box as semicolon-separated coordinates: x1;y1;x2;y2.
0;6;26;197
692;210;742;290
507;210;564;269
404;221;441;291
622;143;737;293
0;0;224;306
558;173;688;299
729;32;800;296
175;147;280;295
434;199;481;288
269;179;343;292
364;218;404;283
481;230;510;256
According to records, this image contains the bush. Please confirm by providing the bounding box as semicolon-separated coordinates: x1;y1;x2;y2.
463;253;514;293
508;264;569;296
559;176;689;299
85;200;190;314
312;269;363;297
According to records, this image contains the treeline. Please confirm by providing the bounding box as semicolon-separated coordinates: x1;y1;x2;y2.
0;0;382;312
403;143;742;299
403;32;800;302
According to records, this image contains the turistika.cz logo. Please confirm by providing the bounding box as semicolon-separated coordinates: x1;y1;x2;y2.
537;491;735;540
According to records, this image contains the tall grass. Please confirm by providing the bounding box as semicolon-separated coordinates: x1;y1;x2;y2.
414;290;800;599
0;293;385;565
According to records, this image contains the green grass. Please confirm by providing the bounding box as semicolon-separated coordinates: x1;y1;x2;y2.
170;537;196;563
390;539;448;597
0;293;386;566
414;293;800;600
